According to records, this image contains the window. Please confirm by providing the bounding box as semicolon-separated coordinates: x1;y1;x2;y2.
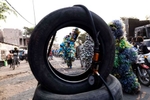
20;38;22;45
146;27;150;38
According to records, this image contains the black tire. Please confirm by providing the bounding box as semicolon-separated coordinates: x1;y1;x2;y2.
33;75;123;100
137;68;150;86
28;5;115;94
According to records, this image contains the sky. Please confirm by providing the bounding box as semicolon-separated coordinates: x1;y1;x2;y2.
0;0;150;43
0;0;150;30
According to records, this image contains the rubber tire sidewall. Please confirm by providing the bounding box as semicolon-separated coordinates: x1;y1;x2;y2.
33;75;123;100
28;6;115;94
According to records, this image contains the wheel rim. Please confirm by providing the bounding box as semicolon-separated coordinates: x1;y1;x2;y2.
138;69;150;84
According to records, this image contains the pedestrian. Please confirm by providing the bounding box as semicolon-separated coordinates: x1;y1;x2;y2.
7;47;20;70
135;36;149;54
131;37;137;46
55;49;58;57
108;20;141;94
48;50;53;60
6;50;13;68
12;47;20;67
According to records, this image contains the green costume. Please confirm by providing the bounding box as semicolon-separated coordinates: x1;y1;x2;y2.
59;28;80;68
109;20;141;94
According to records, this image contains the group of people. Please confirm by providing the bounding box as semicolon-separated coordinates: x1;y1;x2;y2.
6;47;20;69
6;47;28;70
130;36;149;54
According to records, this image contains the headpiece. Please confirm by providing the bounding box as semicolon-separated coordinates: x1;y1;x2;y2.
74;28;80;34
108;20;125;39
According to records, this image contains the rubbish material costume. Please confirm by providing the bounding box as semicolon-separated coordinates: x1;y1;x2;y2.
79;34;94;70
59;28;80;68
108;20;141;94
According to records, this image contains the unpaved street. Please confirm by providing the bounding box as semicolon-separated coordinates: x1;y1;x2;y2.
0;57;85;100
0;57;150;100
0;61;37;100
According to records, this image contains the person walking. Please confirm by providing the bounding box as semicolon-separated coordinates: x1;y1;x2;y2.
6;50;13;68
11;47;19;69
108;20;141;94
48;50;53;60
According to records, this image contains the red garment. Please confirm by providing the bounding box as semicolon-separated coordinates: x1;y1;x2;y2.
49;51;53;56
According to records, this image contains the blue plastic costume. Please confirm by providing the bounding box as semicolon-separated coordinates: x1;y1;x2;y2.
108;20;141;94
59;28;80;68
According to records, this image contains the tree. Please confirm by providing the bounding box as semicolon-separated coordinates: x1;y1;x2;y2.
23;26;58;42
0;0;16;21
23;27;34;35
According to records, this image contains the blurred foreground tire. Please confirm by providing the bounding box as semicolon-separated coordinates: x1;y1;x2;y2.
33;75;123;100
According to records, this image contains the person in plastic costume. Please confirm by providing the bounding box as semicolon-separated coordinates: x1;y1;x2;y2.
108;20;141;94
79;34;94;70
58;28;80;68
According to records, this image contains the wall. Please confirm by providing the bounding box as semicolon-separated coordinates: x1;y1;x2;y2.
125;18;150;38
0;42;18;61
0;28;29;49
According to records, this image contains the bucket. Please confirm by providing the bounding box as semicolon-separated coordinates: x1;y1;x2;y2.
4;61;8;66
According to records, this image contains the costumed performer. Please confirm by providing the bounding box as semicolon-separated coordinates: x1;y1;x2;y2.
108;20;141;94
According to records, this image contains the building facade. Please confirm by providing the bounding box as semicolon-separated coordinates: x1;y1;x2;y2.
123;18;150;39
1;28;28;48
0;28;29;65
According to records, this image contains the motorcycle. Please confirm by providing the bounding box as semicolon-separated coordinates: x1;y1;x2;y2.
132;52;150;86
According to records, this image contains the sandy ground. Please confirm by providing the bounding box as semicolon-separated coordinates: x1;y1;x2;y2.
1;57;150;100
0;57;85;100
0;61;38;100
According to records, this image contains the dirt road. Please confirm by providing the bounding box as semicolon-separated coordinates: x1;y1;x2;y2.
0;61;37;100
0;57;150;100
0;57;85;100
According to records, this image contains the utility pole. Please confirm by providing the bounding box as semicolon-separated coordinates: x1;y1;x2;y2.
32;0;36;26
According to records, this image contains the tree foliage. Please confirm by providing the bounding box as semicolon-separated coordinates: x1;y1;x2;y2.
23;27;34;35
23;27;58;44
0;0;16;21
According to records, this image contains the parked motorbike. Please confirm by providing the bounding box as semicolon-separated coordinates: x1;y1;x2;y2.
132;52;150;86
